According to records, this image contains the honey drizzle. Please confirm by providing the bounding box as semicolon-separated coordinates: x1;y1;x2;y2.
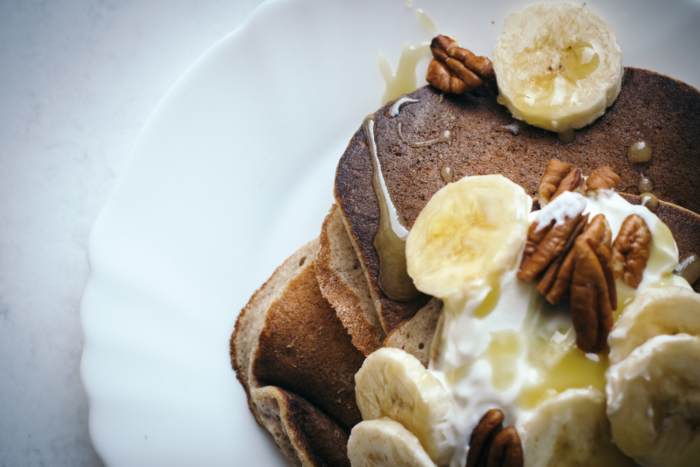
675;252;700;285
398;123;454;148
363;115;420;301
378;42;431;105
385;95;419;118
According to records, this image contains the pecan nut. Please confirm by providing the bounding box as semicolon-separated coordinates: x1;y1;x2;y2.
466;409;523;467
427;35;494;95
518;212;588;282
536;214;589;302
586;165;621;192
538;160;584;206
538;160;621;206
569;214;617;353
487;427;524;467
611;214;651;288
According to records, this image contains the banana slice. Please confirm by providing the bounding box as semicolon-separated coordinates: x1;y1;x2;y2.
354;348;456;465
493;3;623;133
608;286;700;364
606;334;700;467
347;419;437;467
521;388;636;467
406;174;529;301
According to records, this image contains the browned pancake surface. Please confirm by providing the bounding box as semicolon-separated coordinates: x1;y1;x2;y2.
253;262;365;431
336;68;700;326
253;386;350;467
315;204;385;355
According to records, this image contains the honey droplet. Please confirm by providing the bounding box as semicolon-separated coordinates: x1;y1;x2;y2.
640;192;659;212
675;252;700;286
638;175;653;193
558;128;576;143
627;140;652;164
415;8;439;35
440;164;454;183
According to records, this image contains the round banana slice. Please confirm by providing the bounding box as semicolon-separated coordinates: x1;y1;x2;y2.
606;334;700;467
406;174;529;301
493;3;623;133
608;286;700;364
521;388;636;467
347;419;437;467
354;348;456;465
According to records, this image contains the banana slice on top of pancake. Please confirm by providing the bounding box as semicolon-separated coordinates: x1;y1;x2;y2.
493;3;624;133
406;174;529;302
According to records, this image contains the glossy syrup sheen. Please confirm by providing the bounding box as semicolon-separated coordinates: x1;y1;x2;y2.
378;42;431;105
627;140;653;163
512;40;600;113
363;115;419;301
518;344;609;410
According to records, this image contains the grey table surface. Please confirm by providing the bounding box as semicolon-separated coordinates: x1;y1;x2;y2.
0;1;265;465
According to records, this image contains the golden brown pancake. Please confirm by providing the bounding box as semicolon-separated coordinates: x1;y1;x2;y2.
335;68;700;329
251;255;365;431
252;386;350;467
315;205;385;356
231;240;364;466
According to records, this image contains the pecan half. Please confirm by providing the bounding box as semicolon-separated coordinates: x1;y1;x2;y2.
538;160;584;206
487;428;523;467
569;214;617;353
586;165;621;192
427;35;494;95
611;214;651;289
466;409;523;467
518;213;588;282
536;214;589;301
538;160;571;204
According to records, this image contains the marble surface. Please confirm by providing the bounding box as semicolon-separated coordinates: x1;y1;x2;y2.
0;1;264;465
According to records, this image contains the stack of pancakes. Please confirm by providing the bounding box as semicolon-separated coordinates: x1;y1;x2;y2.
231;68;700;467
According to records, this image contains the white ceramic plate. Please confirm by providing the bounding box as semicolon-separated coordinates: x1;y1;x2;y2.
81;0;700;465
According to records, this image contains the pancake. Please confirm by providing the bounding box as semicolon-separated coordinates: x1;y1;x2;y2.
231;239;365;466
335;68;700;329
232;238;321;410
251;386;350;467
382;297;442;368
315;205;385;355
